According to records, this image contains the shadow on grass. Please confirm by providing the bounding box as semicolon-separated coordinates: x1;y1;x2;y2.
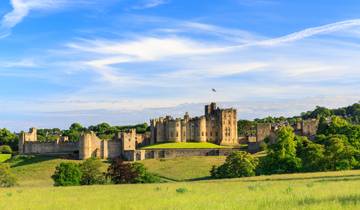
298;194;360;206
9;155;59;168
314;177;360;183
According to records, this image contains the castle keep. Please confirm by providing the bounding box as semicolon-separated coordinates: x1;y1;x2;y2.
150;103;238;145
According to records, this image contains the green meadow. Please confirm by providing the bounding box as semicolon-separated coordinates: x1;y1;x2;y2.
2;155;360;209
1;170;360;210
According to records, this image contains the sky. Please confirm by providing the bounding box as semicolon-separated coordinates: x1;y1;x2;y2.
0;0;360;131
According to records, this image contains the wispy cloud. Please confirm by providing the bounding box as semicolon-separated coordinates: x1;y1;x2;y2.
238;19;360;47
133;0;168;9
0;0;107;38
1;0;68;30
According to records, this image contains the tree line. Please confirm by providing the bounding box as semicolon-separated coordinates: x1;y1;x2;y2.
213;116;360;178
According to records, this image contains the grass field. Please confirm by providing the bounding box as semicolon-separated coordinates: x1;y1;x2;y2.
141;142;230;149
0;154;11;163
9;155;82;187
141;156;226;181
1;170;360;209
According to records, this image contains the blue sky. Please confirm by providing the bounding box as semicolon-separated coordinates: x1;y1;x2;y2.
0;0;360;131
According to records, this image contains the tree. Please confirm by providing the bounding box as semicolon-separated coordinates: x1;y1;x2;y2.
0;145;12;154
107;158;138;184
107;158;160;184
324;135;357;170
210;151;259;179
52;163;82;186
0;164;17;187
80;158;105;185
296;136;325;172
0;128;18;151
259;126;302;174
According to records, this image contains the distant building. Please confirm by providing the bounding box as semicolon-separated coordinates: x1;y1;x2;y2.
150;102;238;145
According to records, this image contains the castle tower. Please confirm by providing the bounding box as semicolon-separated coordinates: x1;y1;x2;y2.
175;118;182;142
19;127;38;154
79;132;93;160
199;116;207;142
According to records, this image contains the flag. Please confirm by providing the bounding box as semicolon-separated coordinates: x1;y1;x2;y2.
212;88;216;92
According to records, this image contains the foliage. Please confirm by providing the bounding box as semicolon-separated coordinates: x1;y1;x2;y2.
296;136;326;172
107;158;160;184
52;163;82;186
0;163;17;187
0;128;18;151
0;145;12;154
210;151;259;178
237;120;256;136
259;126;302;174
79;158;106;185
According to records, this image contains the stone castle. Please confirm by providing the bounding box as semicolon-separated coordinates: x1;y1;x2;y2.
18;102;320;160
19;103;239;160
150;103;238;145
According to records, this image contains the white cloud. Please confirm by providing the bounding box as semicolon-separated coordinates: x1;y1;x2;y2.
234;19;360;48
1;0;68;30
133;0;168;9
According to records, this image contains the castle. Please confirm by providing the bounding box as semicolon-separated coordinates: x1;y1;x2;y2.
18;102;320;160
150;103;238;145
19;103;239;160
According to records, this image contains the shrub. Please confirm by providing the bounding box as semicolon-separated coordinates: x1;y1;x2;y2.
107;158;160;184
211;151;259;179
52;162;82;186
80;158;105;185
0;145;12;154
0;164;17;187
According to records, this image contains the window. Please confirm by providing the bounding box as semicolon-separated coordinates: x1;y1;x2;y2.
202;132;204;136
176;132;179;137
210;132;213;136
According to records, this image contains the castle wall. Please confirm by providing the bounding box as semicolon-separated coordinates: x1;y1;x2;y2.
107;140;122;158
142;148;238;160
23;141;78;154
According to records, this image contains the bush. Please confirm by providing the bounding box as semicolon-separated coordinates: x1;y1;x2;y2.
80;158;105;185
107;158;160;184
0;164;17;187
0;145;12;154
211;151;259;179
52;163;82;186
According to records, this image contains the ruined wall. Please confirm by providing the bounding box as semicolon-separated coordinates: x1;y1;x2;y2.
302;119;319;137
256;123;272;143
